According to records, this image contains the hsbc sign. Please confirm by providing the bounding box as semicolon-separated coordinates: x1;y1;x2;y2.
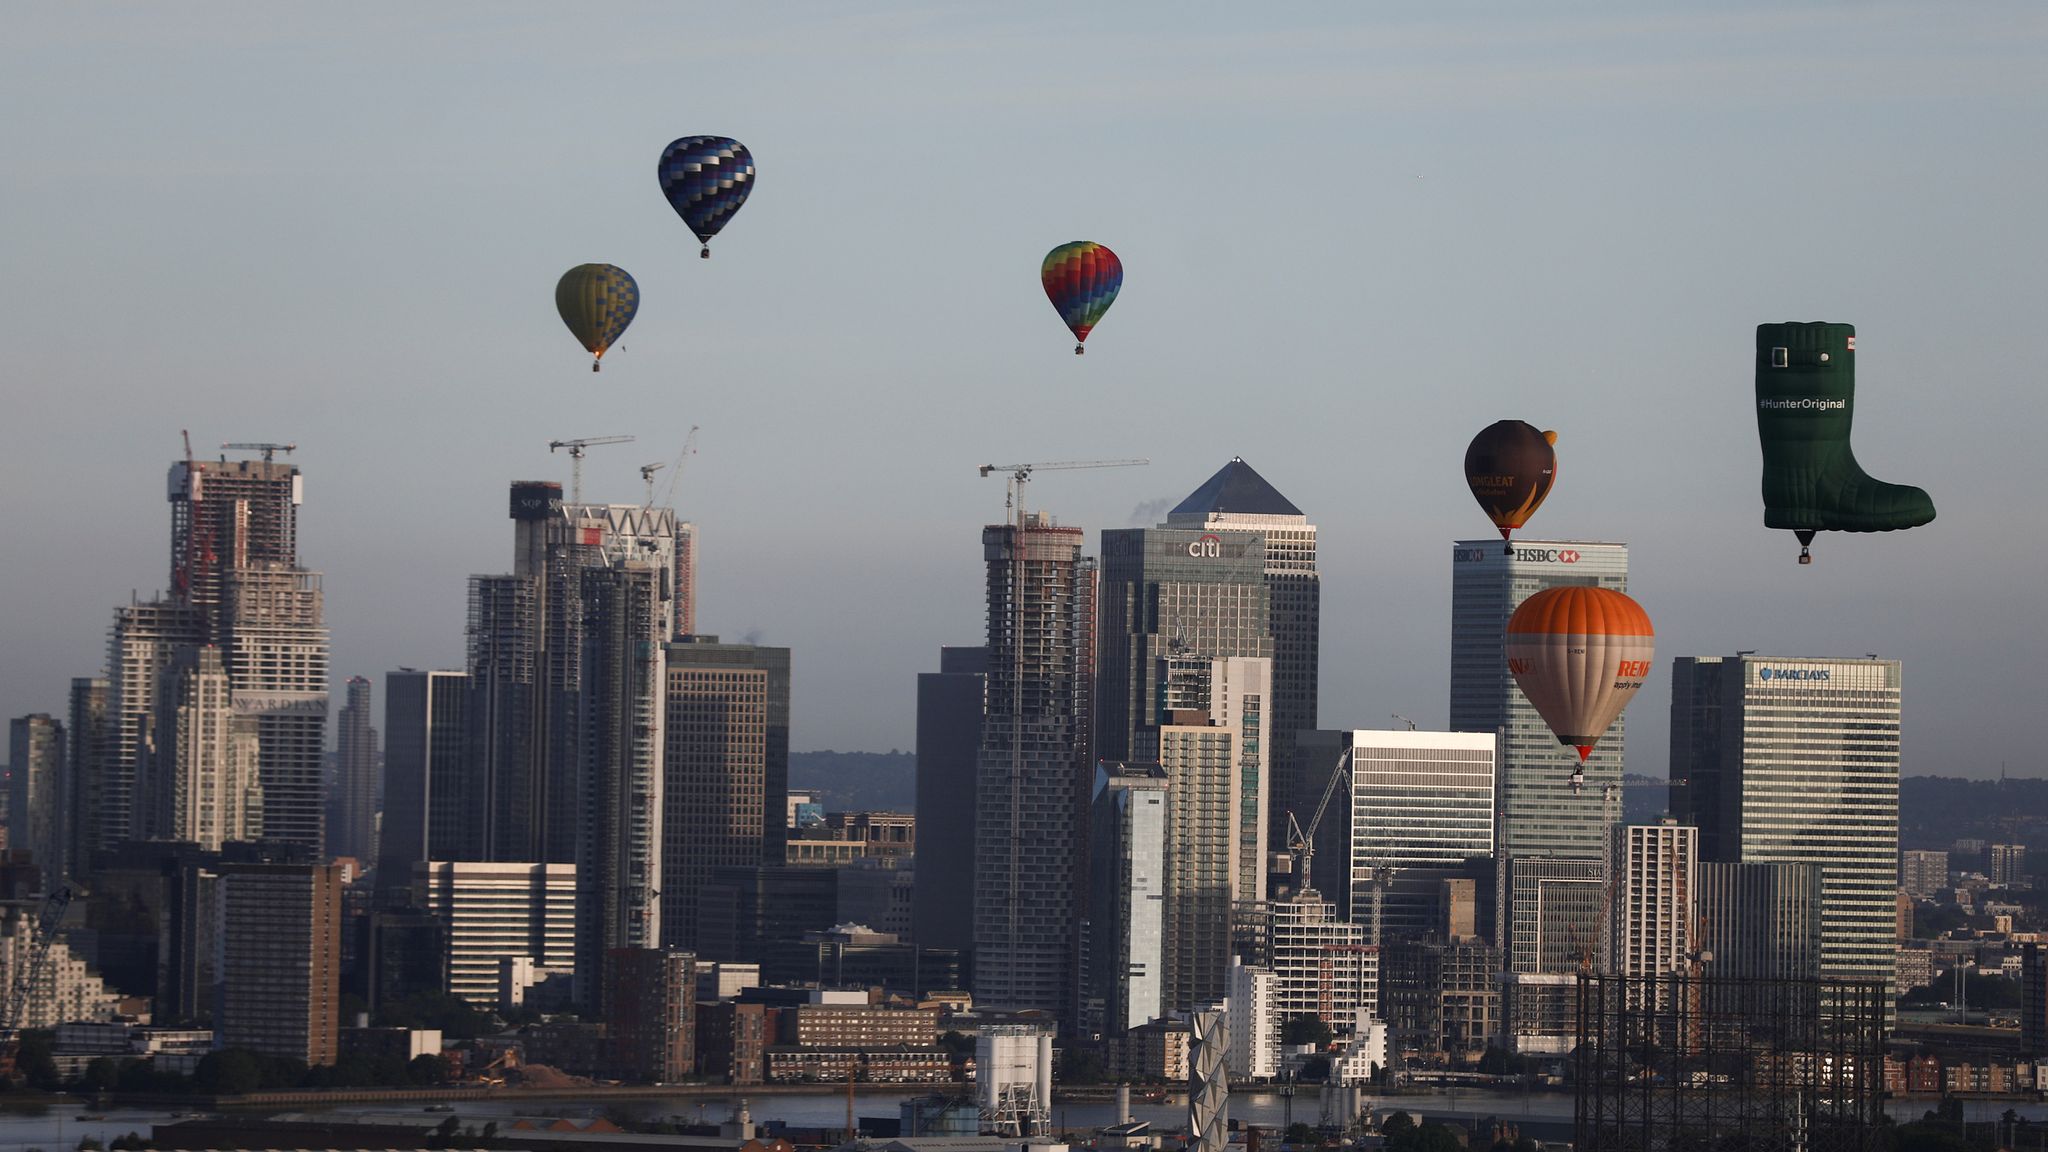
1512;547;1579;564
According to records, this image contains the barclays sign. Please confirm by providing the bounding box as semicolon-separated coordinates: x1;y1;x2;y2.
1758;667;1831;682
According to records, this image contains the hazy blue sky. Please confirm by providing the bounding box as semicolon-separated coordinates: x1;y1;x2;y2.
4;3;2043;779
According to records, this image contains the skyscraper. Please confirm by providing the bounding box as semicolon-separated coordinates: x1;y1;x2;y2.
1156;656;1272;907
1671;655;1902;1008
63;677;106;880
149;646;262;850
974;513;1094;1022
1157;722;1239;1013
332;676;378;862
1090;763;1167;1034
376;670;475;903
1449;540;1629;862
912;646;985;954
1161;459;1319;859
222;565;331;850
1296;729;1496;943
573;560;667;1005
1604;820;1697;979
216;859;343;1066
104;598;204;849
659;637;791;951
7;715;64;873
1696;861;1822;981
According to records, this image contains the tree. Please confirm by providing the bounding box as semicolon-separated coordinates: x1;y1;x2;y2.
1284;1122;1314;1145
193;1048;264;1096
1281;1015;1335;1048
1057;1047;1107;1084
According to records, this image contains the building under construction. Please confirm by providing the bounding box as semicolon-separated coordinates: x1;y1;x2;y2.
1575;973;1886;1151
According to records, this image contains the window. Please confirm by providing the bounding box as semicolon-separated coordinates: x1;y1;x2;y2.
1771;347;1789;368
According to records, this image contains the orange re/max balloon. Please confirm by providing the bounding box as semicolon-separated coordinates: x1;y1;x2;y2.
1505;586;1654;763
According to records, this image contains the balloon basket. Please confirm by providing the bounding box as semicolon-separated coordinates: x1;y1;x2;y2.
592;362;601;373
1074;345;1085;355
700;246;711;259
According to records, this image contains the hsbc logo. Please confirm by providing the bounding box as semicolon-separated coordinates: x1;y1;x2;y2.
1513;547;1579;564
1454;548;1488;563
1187;534;1222;558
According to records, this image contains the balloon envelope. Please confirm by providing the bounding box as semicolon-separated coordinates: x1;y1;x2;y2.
658;136;755;252
556;264;639;370
1041;242;1122;352
1505;586;1654;761
1465;420;1558;541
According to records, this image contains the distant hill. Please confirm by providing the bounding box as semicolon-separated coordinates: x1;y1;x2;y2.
790;749;916;813
1900;776;2048;858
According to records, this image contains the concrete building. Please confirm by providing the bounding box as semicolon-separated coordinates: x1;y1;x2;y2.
1502;857;1604;974
1090;762;1168;1033
216;860;343;1066
1160;459;1319;863
607;947;696;1083
7;715;64;872
1226;956;1279;1081
914;647;986;955
149;646;262;850
660;638;791;952
63;677;107;881
1154;656;1273;909
220;563;331;851
574;559;668;1006
1296;729;1496;944
2023;943;2047;1056
331;676;379;863
1900;850;1949;901
1697;861;1823;981
377;670;474;904
1672;655;1902;1010
466;571;539;862
415;861;576;1006
972;514;1094;1022
1267;892;1378;1037
0;907;120;1028
1382;939;1502;1066
1991;844;2028;889
1159;721;1244;1014
104;598;204;850
1604;820;1698;979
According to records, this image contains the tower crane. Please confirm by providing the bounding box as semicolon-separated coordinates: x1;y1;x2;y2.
0;887;73;1081
976;459;1149;520
650;425;701;509
548;435;635;504
1285;749;1352;898
221;442;297;462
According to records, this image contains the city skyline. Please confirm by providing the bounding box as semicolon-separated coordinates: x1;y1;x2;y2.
4;5;2044;780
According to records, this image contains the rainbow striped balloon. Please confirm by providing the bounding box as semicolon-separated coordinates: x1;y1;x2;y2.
1041;241;1123;354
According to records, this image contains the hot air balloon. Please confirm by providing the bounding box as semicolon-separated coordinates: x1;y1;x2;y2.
1756;322;1934;564
1505;586;1654;792
1042;242;1122;354
1465;420;1558;554
556;264;639;372
658;136;755;258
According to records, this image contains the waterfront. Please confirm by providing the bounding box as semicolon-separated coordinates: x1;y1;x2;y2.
0;1087;2041;1150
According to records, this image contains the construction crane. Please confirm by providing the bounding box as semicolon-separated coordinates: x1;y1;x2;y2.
976;459;1149;518
1285;749;1352;898
0;887;73;1081
548;435;635;504
655;426;704;506
220;441;297;462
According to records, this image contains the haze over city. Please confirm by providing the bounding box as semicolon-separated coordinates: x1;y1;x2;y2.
5;3;2044;778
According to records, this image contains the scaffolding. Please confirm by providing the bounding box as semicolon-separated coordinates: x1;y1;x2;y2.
1574;973;1885;1152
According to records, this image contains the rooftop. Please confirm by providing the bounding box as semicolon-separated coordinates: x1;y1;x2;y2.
1169;457;1301;518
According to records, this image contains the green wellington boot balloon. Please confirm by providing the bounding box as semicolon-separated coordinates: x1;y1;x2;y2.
1756;322;1934;564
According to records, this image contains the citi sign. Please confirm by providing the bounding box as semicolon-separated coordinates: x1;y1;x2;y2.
1513;547;1579;564
1758;667;1830;682
1187;534;1223;558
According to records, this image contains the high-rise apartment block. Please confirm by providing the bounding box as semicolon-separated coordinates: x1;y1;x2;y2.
1155;656;1273;908
149;646;262;850
103;598;204;852
912;646;985;954
7;715;64;874
973;514;1094;1021
1991;844;2027;888
216;860;343;1065
331;676;378;862
1160;459;1319;858
63;677;107;880
1502;857;1605;974
221;565;331;849
1090;762;1167;1033
607;947;697;1083
1604;820;1697;978
1899;850;1949;901
2022;943;2048;1057
1226;957;1279;1081
1672;655;1902;1008
1450;540;1629;862
659;638;791;952
415;860;575;1007
1266;892;1378;1037
1296;729;1496;943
